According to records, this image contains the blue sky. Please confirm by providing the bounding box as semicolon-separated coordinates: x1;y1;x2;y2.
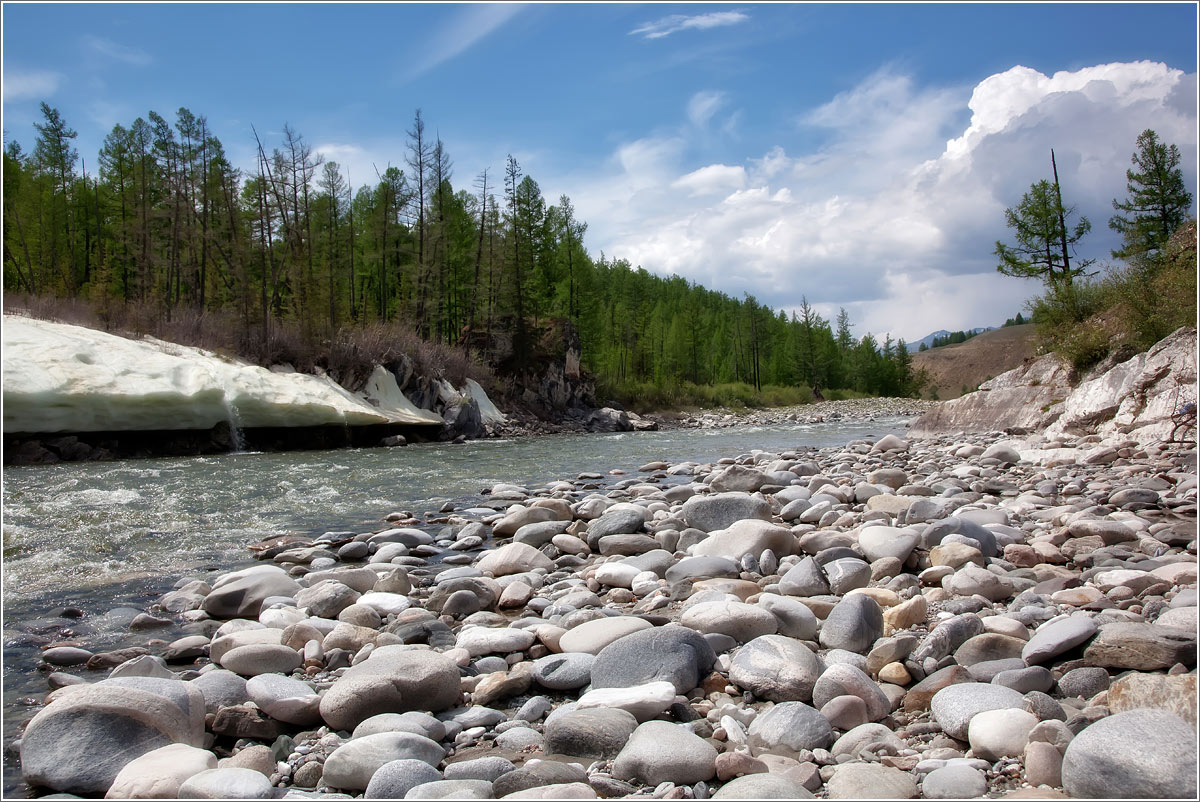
3;2;1197;341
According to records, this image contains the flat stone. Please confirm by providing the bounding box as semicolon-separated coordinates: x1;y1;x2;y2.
1083;622;1196;670
757;594;819;640
455;625;537;657
443;756;516;782
1107;672;1197;724
245;673;321;726
201;565;301;619
476;542;555;576
778;557;830;597
857;526;920;563
826;763;916;798
1021;615;1098;665
559;616;652;654
577;681;676;722
831;722;904;760
353;711;447;741
218;643;302;677
318;647;460;731
690;519;795;561
405;779;494;799
812;664;890;722
680;600;778;643
1061;709;1197;799
953;633;1026;666
1056;667;1111;700
903;666;973;712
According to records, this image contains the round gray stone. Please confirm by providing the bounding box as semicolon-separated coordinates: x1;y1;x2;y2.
1062;709;1198;799
531;652;594;690
544;707;638;758
819;594;883;654
930;682;1025;740
363;759;443;800
921;764;987;799
591;625;716;694
729;634;824;703
176;767;275;799
747;702;834;753
711;773;815;798
322;732;445;791
613;720;718;786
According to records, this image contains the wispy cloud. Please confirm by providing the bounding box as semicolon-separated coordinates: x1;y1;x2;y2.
84;35;152;66
687;90;726;127
406;4;525;81
1;69;62;101
630;11;749;40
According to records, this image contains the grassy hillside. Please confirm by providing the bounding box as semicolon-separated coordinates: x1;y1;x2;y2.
912;324;1037;400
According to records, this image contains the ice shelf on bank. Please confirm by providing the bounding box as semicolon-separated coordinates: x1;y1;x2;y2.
2;315;445;434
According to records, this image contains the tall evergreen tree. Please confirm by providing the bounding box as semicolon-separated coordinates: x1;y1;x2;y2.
1109;129;1193;264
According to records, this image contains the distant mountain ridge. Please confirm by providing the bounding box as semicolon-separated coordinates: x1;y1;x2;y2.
907;327;994;353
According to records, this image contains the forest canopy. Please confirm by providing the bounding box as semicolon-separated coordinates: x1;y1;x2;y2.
3;104;924;406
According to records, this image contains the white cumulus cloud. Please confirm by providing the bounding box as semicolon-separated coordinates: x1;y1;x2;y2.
570;61;1197;342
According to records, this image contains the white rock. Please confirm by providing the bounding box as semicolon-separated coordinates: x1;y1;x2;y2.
577;681;677;722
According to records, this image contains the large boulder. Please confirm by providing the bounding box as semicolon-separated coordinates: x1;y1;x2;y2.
104;743;217;799
322;732;444;791
729;634;824;703
591;625;716;694
201;565;301;618
681;492;772;533
318;646;461;731
689;519;795;561
1062;709;1197;798
20;678;207;795
612;720;718;786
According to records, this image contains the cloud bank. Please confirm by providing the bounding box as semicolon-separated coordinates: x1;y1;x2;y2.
570;61;1197;341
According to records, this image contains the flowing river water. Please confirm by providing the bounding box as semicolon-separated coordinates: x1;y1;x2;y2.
1;417;913;797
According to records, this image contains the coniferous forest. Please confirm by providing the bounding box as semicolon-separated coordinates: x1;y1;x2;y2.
3;104;924;407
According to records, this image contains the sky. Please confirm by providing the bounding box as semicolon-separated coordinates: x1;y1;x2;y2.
2;2;1197;343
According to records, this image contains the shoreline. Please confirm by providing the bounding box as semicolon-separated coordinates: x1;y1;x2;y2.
3;396;938;465
4;416;1196;799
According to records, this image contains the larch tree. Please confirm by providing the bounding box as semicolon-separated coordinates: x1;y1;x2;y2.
1109;129;1194;264
995;150;1093;318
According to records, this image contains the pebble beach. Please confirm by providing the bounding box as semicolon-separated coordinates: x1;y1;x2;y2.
10;402;1198;800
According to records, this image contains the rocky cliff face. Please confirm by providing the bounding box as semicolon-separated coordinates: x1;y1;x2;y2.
910;326;1196;446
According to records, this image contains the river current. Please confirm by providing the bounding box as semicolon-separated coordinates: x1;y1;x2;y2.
1;417;911;796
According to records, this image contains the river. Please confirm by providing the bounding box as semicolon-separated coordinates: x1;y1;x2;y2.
1;417;912;797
